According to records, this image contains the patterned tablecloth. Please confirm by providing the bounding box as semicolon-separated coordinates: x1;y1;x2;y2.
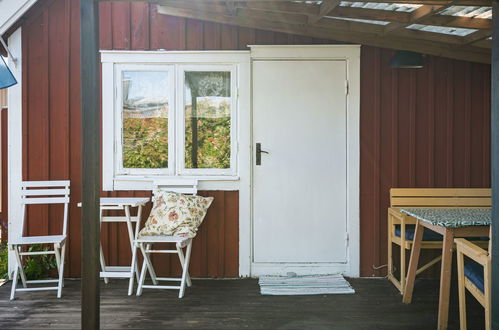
400;208;491;228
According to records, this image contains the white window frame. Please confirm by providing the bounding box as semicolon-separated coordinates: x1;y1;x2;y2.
177;64;238;176
101;51;250;192
114;63;175;176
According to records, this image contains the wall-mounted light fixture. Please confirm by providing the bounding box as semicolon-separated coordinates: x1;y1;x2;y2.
389;51;424;69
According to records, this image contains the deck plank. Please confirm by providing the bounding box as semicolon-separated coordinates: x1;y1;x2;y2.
0;278;485;329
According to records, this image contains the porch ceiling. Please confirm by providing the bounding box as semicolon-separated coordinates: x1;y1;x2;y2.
117;0;492;63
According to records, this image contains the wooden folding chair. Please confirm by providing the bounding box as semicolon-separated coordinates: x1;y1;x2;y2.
9;180;70;300
455;230;492;330
135;179;198;298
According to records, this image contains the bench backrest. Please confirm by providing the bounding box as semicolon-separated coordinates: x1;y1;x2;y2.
390;188;491;208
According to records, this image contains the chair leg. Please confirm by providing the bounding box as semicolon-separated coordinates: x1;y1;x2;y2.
137;244;149;296
137;259;147;296
176;243;192;287
54;244;61;272
57;243;66;298
387;214;393;280
14;246;27;288
144;243;158;285
99;244;108;284
99;209;108;284
178;242;192;298
456;250;467;330
128;242;138;296
400;242;406;293
484;262;491;330
10;260;19;300
53;244;63;290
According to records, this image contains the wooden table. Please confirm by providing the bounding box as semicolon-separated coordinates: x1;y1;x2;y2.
401;208;491;330
78;197;150;295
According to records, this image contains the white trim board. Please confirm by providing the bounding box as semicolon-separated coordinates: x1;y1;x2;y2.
248;45;360;278
7;28;23;276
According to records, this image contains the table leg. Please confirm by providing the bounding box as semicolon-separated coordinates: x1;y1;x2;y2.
133;205;143;281
437;230;454;330
402;220;424;304
99;207;109;284
124;206;138;294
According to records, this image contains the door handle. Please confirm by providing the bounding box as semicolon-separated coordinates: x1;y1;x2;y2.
256;143;269;166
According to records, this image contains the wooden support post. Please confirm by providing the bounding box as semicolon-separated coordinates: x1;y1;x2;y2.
80;0;100;328
491;2;499;329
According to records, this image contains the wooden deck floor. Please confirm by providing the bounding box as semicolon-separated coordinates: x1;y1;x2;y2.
0;278;485;329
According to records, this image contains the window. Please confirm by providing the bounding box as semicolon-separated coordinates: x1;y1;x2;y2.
112;63;237;178
119;67;173;173
179;67;234;175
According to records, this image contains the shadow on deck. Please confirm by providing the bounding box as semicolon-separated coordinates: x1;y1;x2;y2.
0;278;485;329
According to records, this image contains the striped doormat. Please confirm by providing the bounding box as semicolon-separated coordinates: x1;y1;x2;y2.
258;274;355;295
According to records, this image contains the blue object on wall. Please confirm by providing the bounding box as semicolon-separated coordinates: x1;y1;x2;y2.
0;56;17;89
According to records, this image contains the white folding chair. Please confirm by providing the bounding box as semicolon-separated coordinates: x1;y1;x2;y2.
9;180;70;300
135;179;198;298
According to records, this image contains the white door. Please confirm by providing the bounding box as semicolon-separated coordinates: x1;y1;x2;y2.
252;60;348;275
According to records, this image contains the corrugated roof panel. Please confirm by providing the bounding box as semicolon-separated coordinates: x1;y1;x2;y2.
293;1;322;4
440;6;492;19
339;2;421;12
327;16;390;25
407;24;478;37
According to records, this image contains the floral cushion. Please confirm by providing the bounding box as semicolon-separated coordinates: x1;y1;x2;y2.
139;191;214;238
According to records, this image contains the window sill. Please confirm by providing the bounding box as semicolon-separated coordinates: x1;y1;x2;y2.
111;175;240;191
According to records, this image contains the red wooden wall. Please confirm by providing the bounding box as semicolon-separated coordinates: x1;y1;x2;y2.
17;0;491;278
360;48;491;276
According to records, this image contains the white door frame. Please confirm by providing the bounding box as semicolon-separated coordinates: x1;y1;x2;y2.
248;45;360;277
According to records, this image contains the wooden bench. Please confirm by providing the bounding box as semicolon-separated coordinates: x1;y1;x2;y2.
387;188;491;294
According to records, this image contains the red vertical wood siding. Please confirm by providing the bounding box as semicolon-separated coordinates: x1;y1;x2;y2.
360;47;491;276
18;0;491;278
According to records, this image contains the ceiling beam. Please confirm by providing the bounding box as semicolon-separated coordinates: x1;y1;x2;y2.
321;0;491;5
472;38;492;48
106;0;492;4
420;15;492;30
325;6;491;31
156;4;490;63
463;29;492;44
236;7;310;25
384;4;446;33
233;1;320;16
309;0;341;24
329;7;411;24
391;27;468;44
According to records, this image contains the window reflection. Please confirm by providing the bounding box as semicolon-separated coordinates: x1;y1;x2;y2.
122;71;169;169
184;71;231;169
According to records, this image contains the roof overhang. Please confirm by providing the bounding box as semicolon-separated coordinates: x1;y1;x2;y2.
153;0;492;64
0;0;39;36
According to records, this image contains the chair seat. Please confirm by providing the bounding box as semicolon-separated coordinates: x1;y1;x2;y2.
9;235;66;245
394;225;443;241
464;259;484;293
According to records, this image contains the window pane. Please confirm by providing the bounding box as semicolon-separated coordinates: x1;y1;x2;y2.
122;71;169;169
184;71;231;169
